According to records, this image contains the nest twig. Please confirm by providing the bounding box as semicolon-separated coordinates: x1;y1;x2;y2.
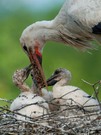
0;80;101;135
0;104;101;135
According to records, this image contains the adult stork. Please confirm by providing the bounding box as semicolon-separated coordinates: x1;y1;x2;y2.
20;0;101;86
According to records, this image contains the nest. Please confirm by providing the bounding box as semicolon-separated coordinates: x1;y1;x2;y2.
0;98;101;135
0;80;101;135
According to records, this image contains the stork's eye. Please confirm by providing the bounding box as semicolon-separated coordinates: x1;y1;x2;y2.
54;70;61;75
23;45;28;52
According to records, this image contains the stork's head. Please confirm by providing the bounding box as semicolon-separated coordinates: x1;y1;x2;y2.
47;68;72;86
20;22;48;90
20;22;46;65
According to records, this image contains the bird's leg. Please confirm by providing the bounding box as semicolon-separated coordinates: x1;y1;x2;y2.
12;64;32;92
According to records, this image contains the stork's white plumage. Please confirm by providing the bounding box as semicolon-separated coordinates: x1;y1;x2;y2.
10;67;49;120
20;0;101;83
47;68;100;114
20;0;101;50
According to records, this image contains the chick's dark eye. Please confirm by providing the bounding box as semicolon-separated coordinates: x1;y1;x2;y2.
23;45;28;52
54;70;61;75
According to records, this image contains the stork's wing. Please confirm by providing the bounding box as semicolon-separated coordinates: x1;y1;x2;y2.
54;0;101;49
68;0;101;33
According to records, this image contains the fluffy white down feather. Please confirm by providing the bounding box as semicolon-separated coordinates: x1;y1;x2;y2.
53;85;100;113
10;91;49;120
42;88;53;102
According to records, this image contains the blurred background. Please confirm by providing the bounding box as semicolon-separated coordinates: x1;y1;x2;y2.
0;0;101;105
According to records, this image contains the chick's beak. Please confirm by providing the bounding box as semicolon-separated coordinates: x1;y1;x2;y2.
24;64;33;80
47;74;59;86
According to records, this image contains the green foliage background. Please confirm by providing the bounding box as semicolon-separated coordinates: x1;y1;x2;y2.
0;2;101;105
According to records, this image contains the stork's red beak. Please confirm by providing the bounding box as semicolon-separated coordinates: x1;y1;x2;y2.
34;46;42;65
28;47;47;93
28;46;42;70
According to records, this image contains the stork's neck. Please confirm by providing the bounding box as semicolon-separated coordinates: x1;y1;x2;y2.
53;79;69;90
35;20;62;43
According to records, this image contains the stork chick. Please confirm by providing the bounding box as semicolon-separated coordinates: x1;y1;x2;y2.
47;68;100;114
12;64;32;92
10;65;49;121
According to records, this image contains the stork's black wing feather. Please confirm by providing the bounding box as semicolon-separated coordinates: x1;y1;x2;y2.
92;22;101;34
